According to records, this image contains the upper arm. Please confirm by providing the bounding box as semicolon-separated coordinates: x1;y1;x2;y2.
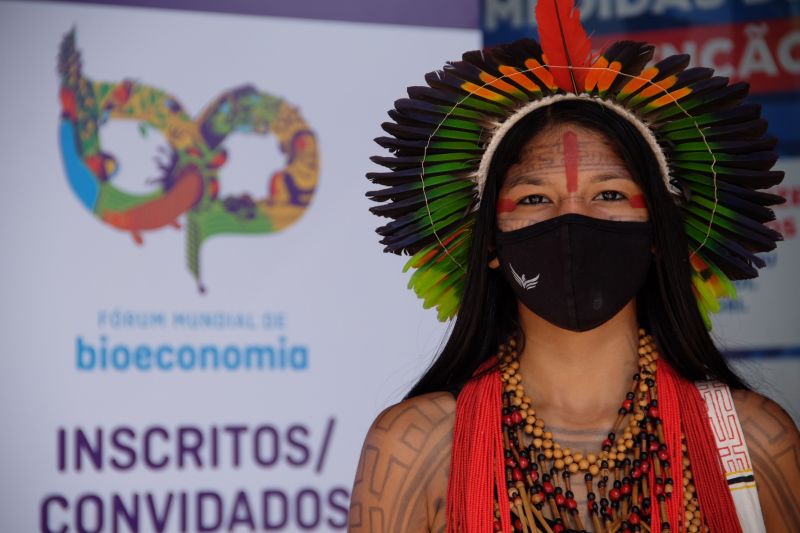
732;389;800;531
348;392;455;533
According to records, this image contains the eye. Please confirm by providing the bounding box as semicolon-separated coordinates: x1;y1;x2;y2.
519;194;550;205
595;190;627;201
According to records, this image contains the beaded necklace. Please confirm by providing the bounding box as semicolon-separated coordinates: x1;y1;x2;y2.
496;330;708;533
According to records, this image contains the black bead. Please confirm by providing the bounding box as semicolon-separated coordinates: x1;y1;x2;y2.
585;473;593;482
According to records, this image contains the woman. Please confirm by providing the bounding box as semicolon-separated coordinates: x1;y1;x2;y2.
350;2;800;531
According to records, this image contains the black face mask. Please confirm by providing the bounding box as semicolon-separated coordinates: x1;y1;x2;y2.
495;214;653;332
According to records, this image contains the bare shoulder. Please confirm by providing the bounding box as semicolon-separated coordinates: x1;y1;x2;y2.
349;392;456;533
731;388;800;530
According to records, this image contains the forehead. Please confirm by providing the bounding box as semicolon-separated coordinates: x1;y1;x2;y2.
517;123;619;159
502;122;631;187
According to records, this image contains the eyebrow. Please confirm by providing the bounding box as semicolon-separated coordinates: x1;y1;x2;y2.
591;174;635;183
503;174;546;188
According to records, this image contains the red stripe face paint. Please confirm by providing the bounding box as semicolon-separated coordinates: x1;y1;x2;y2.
563;130;579;193
629;194;647;208
497;198;517;214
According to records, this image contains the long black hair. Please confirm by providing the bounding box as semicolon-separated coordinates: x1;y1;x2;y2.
406;100;748;399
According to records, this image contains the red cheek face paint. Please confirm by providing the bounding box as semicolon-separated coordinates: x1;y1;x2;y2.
563;130;579;193
497;198;517;214
629;194;647;208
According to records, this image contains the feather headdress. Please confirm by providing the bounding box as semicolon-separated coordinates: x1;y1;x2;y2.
367;0;784;325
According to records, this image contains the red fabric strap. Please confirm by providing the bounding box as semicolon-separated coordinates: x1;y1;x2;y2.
447;361;511;533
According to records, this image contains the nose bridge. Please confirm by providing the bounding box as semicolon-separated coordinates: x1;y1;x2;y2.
557;195;589;217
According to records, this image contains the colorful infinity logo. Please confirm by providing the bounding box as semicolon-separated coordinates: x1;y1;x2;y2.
57;30;318;291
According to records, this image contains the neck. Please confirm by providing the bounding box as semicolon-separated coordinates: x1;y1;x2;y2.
516;301;641;426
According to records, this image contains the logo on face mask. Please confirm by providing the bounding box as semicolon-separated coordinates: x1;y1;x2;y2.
511;265;540;291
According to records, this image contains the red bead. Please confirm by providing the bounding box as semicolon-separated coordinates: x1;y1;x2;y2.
622;399;633;411
629;513;641;525
529;470;539;482
514;518;523;530
506;457;516;468
622;528;632;533
503;415;513;427
567;498;578;510
609;488;621;502
513;468;524;482
632;468;642;479
649;442;660;452
658;449;669;461
518;457;530;469
553;525;565;533
602;438;613;448
543;482;555;494
494;520;503;531
555;493;566;506
511;410;523;424
621;483;632;495
655;484;664;496
648;407;659;418
641;462;650;473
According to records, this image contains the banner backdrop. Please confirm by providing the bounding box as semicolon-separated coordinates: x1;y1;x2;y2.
0;2;479;531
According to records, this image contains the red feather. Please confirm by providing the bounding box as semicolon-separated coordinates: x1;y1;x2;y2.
535;0;593;93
